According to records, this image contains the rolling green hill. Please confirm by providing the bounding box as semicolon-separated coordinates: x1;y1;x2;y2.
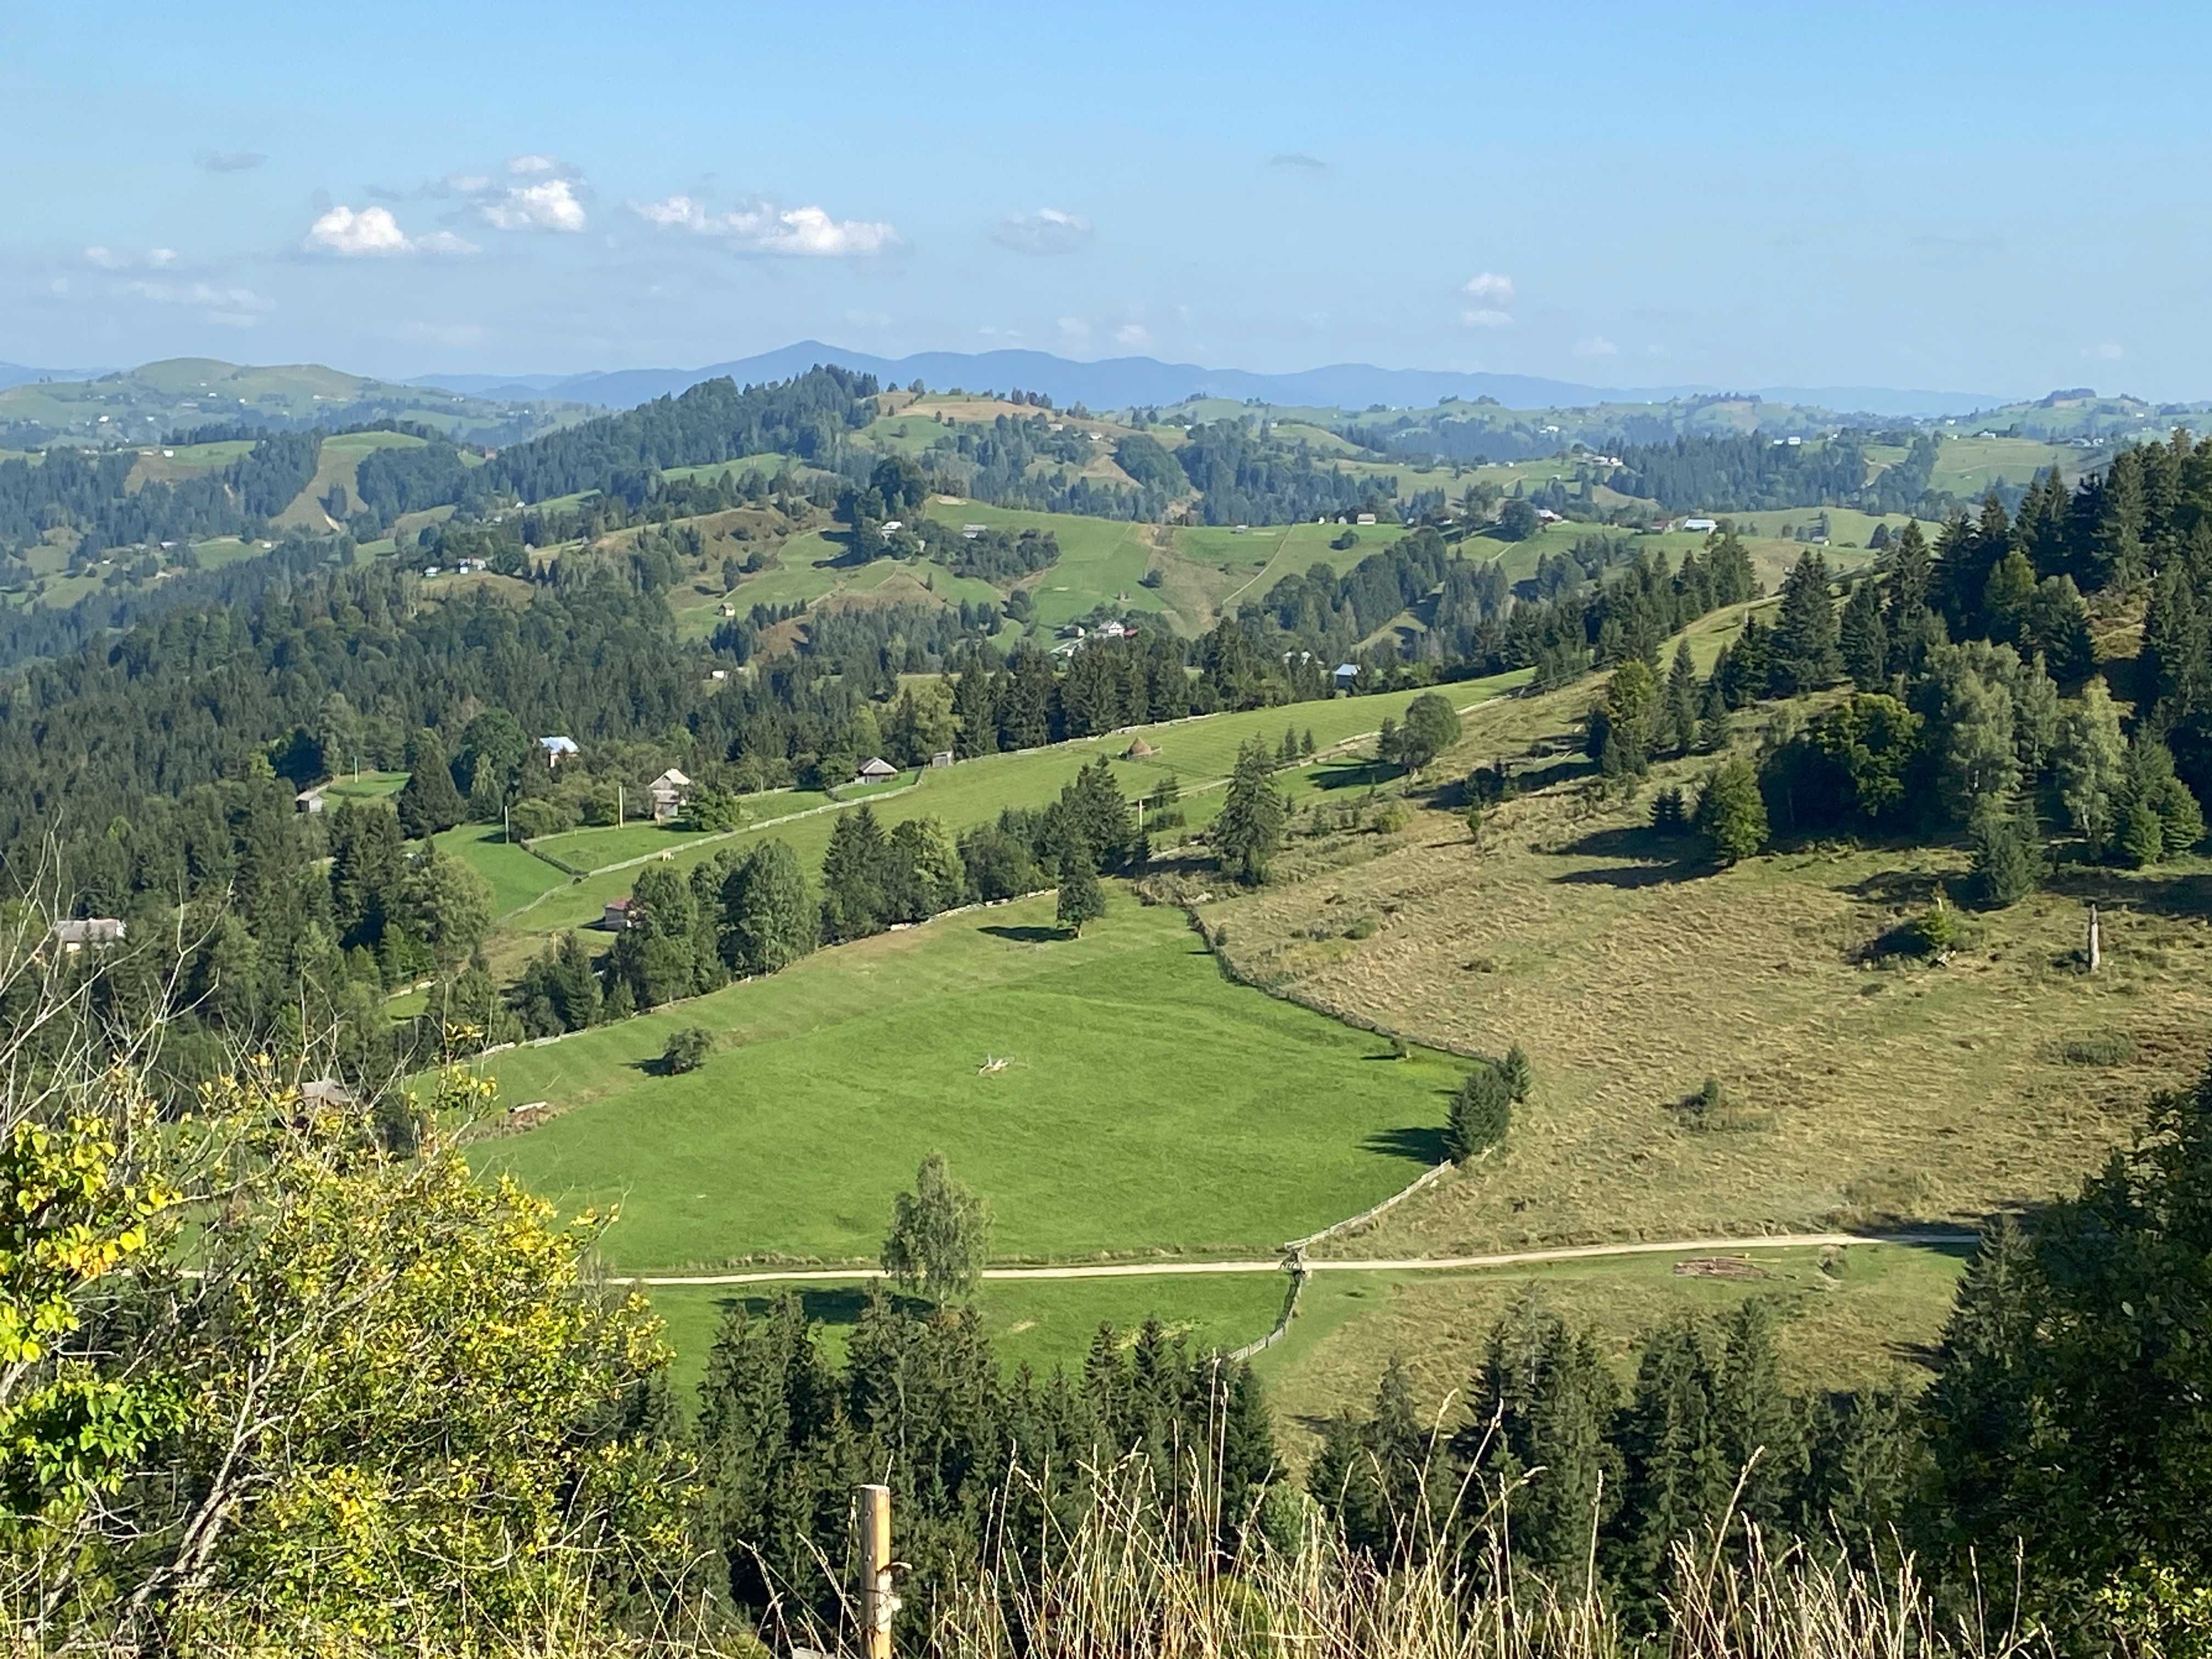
0;357;578;447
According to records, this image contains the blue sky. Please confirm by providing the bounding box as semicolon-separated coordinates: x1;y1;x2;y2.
7;0;2210;397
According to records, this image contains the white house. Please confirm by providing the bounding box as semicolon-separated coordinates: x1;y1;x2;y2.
52;918;126;953
1334;663;1361;690
1682;517;1718;534
855;757;900;784
647;768;692;823
538;736;579;768
1356;512;1378;526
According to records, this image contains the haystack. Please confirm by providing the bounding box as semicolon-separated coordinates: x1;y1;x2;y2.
1124;736;1159;759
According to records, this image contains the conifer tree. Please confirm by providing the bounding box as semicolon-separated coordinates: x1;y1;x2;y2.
819;804;889;941
396;727;466;840
721;839;817;973
1664;640;1699;754
1770;550;1842;695
1969;795;2041;908
1837;579;1888;690
1446;1062;1512;1161
1695;757;1768;862
1055;847;1104;937
1213;738;1286;884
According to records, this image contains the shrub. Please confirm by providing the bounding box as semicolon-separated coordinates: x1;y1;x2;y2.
1446;1063;1512;1161
1913;885;1961;959
662;1027;713;1075
2060;1032;2136;1066
1345;915;1379;940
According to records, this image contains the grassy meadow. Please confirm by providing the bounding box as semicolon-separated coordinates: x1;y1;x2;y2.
473;891;1468;1272
476;672;1525;966
1199;666;2211;1271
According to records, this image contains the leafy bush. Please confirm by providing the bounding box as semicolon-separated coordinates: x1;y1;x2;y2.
662;1027;712;1075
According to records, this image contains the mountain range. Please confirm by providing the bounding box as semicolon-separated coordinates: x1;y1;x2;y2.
407;342;2003;420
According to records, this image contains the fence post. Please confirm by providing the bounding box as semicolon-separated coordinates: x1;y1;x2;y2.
859;1482;896;1659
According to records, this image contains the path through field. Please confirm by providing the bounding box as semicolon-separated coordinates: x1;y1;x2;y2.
624;1229;1978;1287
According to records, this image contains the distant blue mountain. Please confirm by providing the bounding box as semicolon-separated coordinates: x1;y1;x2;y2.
0;362;108;391
407;343;2001;419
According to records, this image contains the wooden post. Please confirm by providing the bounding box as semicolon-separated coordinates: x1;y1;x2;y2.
2088;904;2102;973
858;1482;895;1659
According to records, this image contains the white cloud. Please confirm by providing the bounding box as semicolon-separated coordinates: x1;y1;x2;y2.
1573;335;1618;358
481;176;586;233
2086;341;2125;361
119;279;275;326
1461;308;1513;329
304;204;478;257
1464;271;1515;306
629;194;899;257
195;149;266;173
1114;322;1153;349
86;245;182;271
507;153;561;176
978;325;1023;338
1057;317;1091;342
993;207;1092;256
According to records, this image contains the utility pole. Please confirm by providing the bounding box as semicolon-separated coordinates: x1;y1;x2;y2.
618;782;624;827
858;1483;896;1659
2088;904;2102;973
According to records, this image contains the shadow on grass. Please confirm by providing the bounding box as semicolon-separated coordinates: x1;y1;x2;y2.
1362;1125;1450;1165
981;924;1064;944
2046;865;2212;921
1307;759;1398;793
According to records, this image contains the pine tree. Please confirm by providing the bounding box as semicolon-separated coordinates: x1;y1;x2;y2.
1969;795;2041;909
722;839;817;973
1458;1297;1621;1584
1446;1063;1511;1161
1837;579;1888;690
1695;757;1768;862
819;804;888;941
396;727;466;840
1650;785;1688;834
1770;550;1842;695
1054;847;1105;937
1213;738;1286;884
1500;1042;1532;1102
1664;640;1699;755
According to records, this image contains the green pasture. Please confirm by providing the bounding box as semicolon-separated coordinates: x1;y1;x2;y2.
432;823;572;919
474;892;1466;1272
484;672;1523;956
529;820;725;872
321;770;408;802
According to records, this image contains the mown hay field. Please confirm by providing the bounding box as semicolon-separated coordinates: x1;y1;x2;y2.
475;891;1467;1272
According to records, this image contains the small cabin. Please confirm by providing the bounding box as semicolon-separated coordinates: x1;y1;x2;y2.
538;735;579;768
855;757;900;785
